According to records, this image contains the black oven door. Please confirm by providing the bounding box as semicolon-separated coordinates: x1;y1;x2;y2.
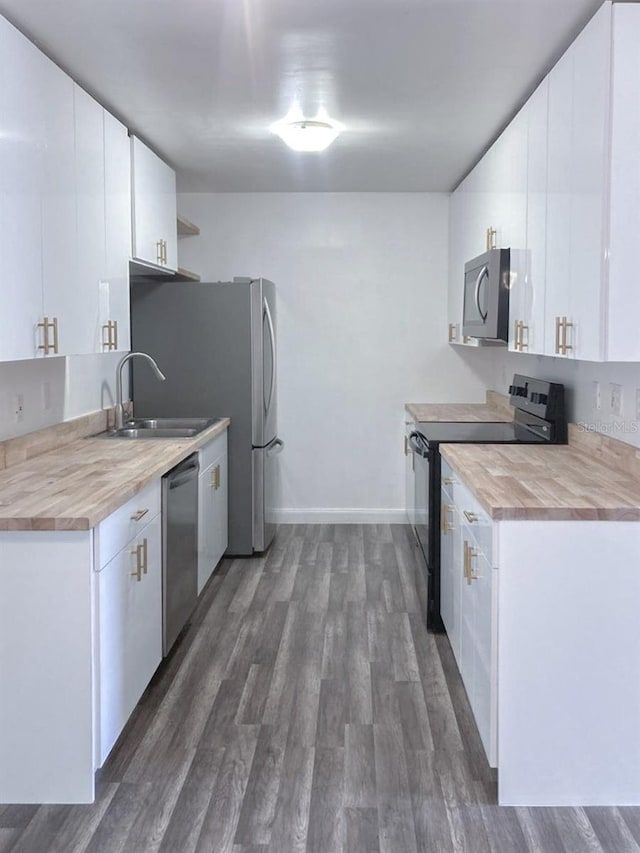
409;430;430;614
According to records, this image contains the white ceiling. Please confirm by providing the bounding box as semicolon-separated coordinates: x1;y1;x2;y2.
0;0;602;192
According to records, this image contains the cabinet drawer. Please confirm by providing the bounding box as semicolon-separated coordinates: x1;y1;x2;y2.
199;429;227;471
97;480;161;569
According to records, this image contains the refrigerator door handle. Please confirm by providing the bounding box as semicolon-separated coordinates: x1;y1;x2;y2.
267;438;285;457
263;297;276;416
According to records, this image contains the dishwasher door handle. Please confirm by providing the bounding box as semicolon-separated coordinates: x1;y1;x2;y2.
169;471;198;489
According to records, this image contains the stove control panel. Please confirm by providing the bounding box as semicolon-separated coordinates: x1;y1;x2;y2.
508;374;566;432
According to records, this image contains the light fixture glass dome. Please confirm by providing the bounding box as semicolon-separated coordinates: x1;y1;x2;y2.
270;106;344;152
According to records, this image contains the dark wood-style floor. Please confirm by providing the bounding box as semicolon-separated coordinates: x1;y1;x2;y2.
2;524;640;853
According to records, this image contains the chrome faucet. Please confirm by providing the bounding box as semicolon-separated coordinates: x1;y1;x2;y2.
115;352;166;430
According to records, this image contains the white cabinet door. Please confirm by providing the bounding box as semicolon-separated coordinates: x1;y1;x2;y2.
510;78;549;355
197;448;228;594
566;3;610;362
131;136;177;272
606;3;640;361
490;108;528;252
0;17;44;360
471;550;496;765
98;513;162;765
40;53;76;359
46;85;104;356
103;111;131;353
545;47;573;357
213;448;229;568
198;465;216;595
440;491;462;665
545;4;610;360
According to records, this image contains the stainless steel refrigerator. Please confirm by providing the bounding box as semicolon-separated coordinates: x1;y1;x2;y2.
130;277;283;554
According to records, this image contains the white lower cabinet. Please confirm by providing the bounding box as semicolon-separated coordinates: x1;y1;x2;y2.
440;456;640;806
96;511;161;766
198;431;229;594
441;461;497;767
0;479;163;804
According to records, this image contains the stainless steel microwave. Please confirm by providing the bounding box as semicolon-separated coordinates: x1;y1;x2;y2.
462;248;510;342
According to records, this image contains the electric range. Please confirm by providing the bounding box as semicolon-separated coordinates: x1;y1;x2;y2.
407;375;567;631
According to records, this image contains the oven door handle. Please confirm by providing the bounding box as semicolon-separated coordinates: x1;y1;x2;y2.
408;431;429;458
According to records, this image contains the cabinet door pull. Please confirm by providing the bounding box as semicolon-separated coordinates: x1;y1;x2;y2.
448;323;457;343
142;537;148;575
130;543;143;581
463;510;479;523
463;540;471;584
561;317;573;354
37;317;51;354
51;317;59;354
442;504;454;534
156;239;164;265
554;316;562;354
486;227;497;251
131;508;149;522
443;476;455;486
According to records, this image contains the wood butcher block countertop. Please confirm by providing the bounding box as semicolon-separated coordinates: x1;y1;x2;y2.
440;441;640;521
0;418;230;531
405;391;513;423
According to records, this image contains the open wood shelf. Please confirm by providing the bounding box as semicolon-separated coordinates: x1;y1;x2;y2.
177;214;200;237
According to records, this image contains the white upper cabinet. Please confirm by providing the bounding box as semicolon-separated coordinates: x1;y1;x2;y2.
0;15;133;361
0;17;45;361
103;112;132;353
510;78;549;356
54;85;105;356
451;1;640;362
545;3;610;360
130;136;177;272
604;4;640;361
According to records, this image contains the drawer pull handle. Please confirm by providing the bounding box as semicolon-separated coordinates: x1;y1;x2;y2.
463;510;479;523
131;508;149;522
141;537;148;574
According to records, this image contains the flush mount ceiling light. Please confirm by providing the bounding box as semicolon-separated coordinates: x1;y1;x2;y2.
270;106;345;152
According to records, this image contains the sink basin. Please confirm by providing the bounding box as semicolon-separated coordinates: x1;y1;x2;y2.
127;418;216;431
103;417;221;439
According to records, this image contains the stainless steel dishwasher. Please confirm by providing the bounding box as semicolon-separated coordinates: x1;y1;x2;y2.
162;453;199;655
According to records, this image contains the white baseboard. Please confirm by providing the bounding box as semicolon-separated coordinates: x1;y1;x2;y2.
274;508;407;525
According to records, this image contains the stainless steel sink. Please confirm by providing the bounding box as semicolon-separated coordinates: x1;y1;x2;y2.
128;418;216;431
103;417;221;439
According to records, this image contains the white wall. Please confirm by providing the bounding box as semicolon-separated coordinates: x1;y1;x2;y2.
489;349;640;448
0;351;126;441
177;192;495;521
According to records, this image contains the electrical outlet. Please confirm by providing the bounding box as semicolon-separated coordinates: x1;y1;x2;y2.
609;383;623;417
593;381;601;411
14;394;24;423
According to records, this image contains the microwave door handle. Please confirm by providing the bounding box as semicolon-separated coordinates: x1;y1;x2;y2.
474;266;489;321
